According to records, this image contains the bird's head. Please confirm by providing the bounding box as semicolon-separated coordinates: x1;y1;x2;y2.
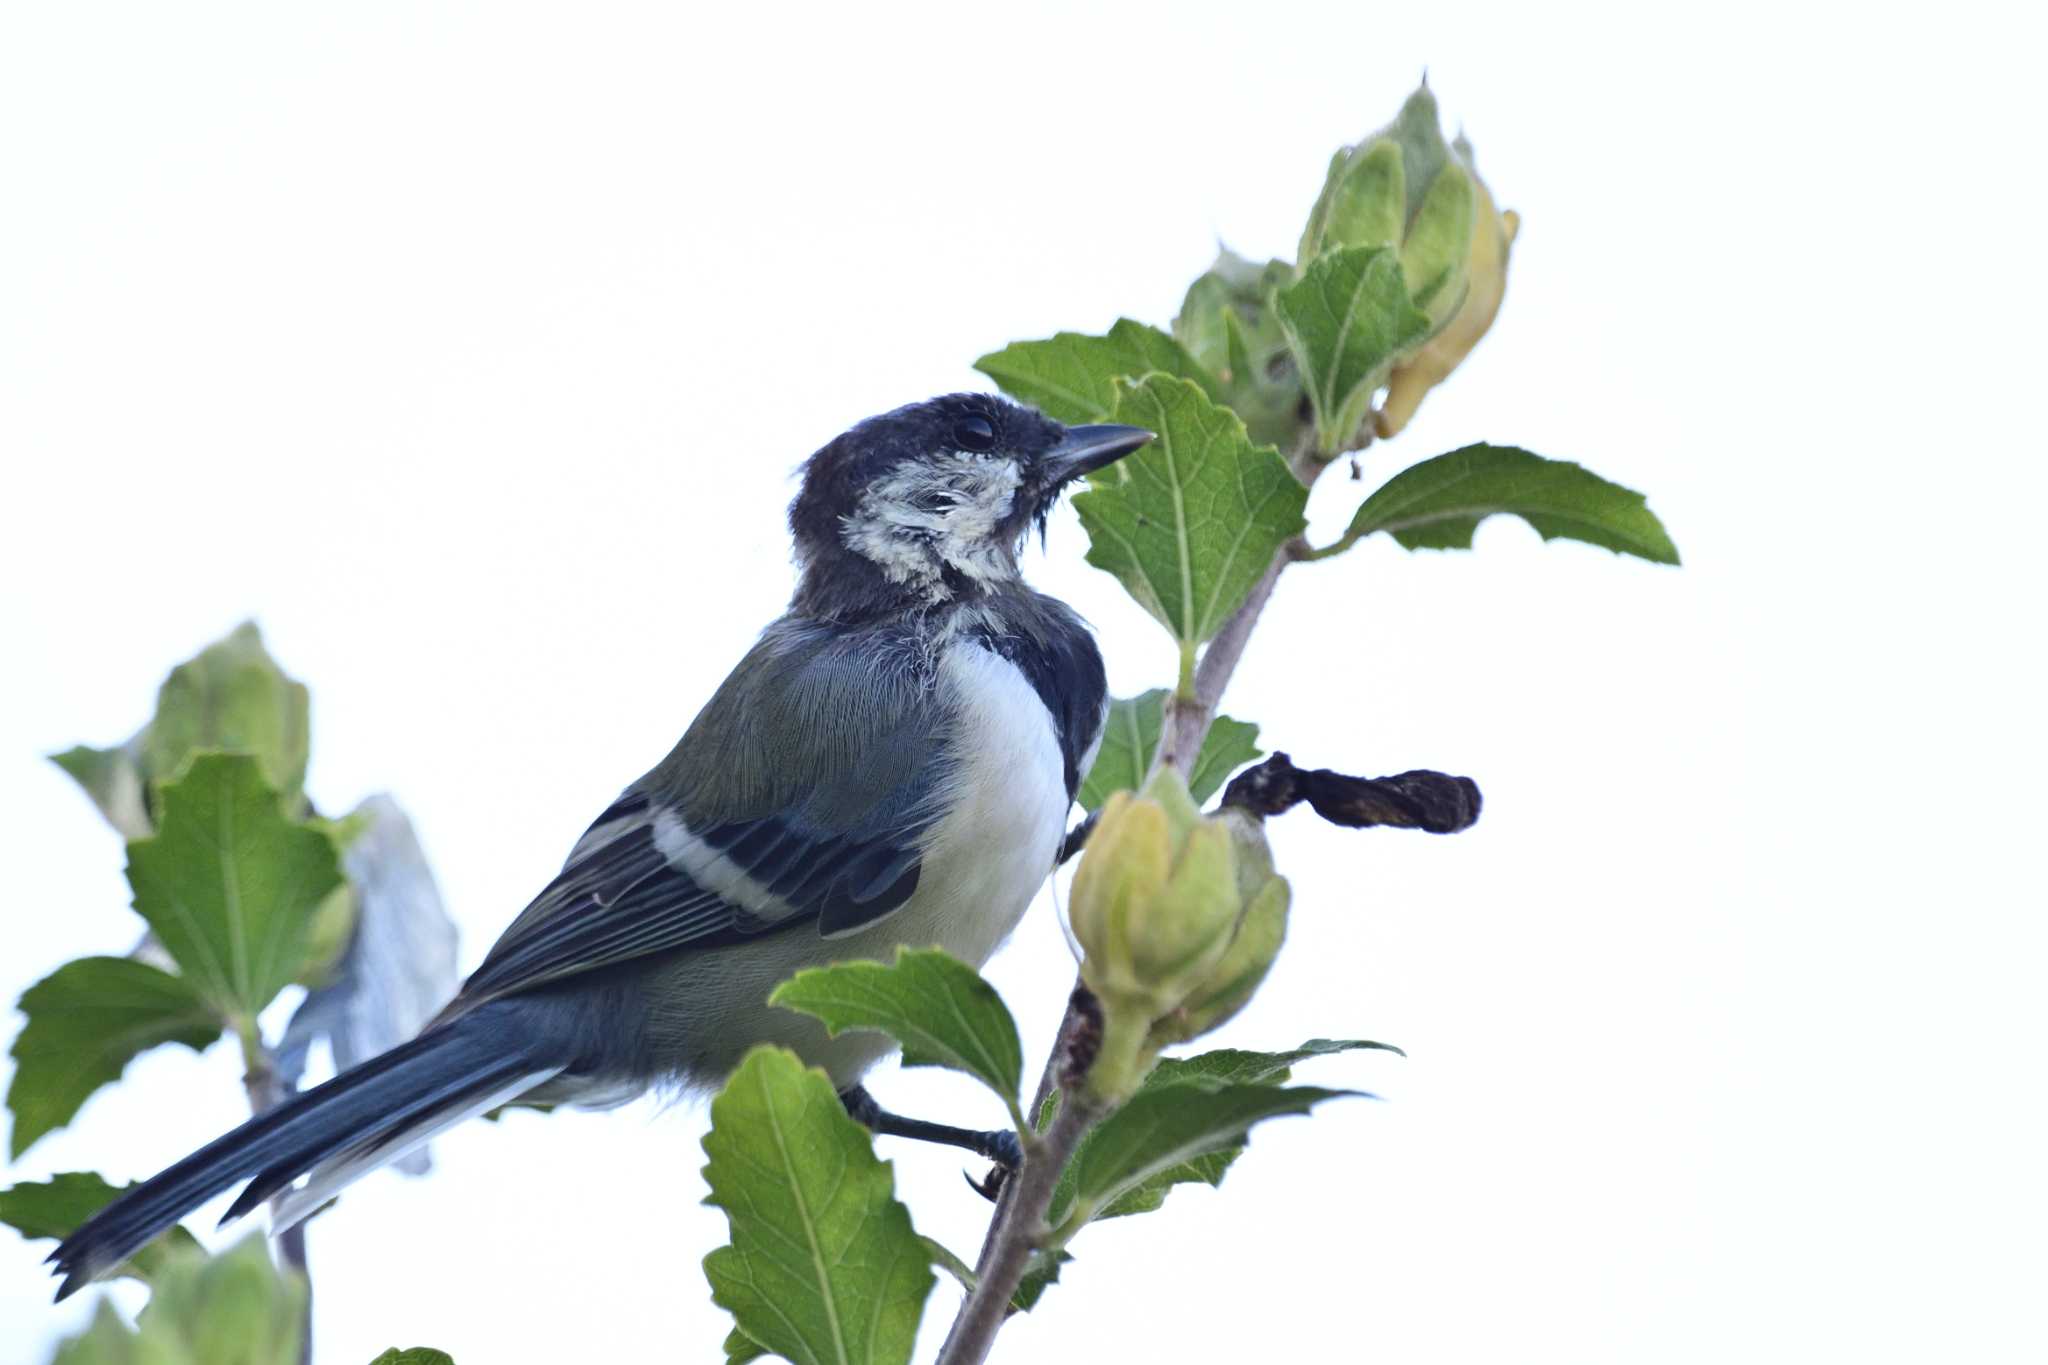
789;393;1151;614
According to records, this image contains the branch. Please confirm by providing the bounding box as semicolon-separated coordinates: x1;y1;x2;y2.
939;435;1358;1363
935;1092;1103;1364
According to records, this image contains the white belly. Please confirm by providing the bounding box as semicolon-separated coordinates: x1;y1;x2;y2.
646;639;1070;1089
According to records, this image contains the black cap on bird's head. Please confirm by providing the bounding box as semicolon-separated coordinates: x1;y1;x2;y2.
789;393;1151;617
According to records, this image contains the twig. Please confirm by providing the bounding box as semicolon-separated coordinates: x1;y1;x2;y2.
937;434;1358;1363
934;1088;1104;1364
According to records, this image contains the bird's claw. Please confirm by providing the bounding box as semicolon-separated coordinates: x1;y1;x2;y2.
966;1163;1011;1203
965;1128;1022;1202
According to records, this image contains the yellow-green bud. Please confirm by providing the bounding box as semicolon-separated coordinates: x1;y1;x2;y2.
144;622;312;811
1296;82;1509;342
1172;249;1302;450
1070;768;1242;1021
1148;809;1291;1046
1376;159;1519;438
1069;769;1248;1103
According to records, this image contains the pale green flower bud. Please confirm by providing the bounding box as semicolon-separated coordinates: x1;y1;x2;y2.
1172;250;1302;450
1071;770;1241;1017
1069;768;1244;1101
1297;83;1518;439
1148;809;1290;1047
1297;82;1512;338
1376;154;1519;438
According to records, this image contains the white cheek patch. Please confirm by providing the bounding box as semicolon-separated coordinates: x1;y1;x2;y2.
840;455;1026;596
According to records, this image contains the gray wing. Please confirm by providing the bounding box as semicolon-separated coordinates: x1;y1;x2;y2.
457;617;949;1004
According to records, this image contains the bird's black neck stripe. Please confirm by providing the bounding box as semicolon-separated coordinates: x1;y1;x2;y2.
964;594;1107;799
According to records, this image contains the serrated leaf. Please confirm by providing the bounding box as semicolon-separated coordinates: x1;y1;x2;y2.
0;1171;203;1286
7;958;220;1157
770;948;1023;1120
1077;691;1261;812
144;623;311;812
1071;376;1307;648
367;1353;455;1365
1339;444;1680;564
973;318;1219;425
138;1233;304;1365
125;753;345;1021
1054;1082;1351;1227
1276;245;1432;454
702;1047;933;1365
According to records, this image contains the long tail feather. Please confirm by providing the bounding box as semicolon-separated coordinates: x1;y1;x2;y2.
265;1066;553;1235
48;1011;550;1299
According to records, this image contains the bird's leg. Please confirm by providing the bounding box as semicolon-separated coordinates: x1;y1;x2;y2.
1057;812;1097;866
838;1085;1022;1171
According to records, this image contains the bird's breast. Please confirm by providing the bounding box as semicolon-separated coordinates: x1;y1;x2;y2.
887;637;1069;965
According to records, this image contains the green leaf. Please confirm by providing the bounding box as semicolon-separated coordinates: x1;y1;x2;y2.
0;1172;203;1285
770;948;1024;1123
721;1329;767;1364
50;735;153;840
139;1233;305;1365
1275;245;1432;454
8;958;220;1157
1059;1040;1395;1222
1071;376;1307;648
1147;1038;1404;1088
367;1353;456;1365
125;753;346;1021
973;318;1219;425
702;1047;934;1365
1054;1082;1351;1229
144;623;312;812
1333;444;1680;564
1076;691;1261;812
1010;1249;1071;1312
1093;1147;1240;1220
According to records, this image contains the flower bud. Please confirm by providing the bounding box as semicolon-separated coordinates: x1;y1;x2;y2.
1296;83;1516;425
1070;769;1242;1021
1173;250;1302;450
1147;809;1291;1046
1069;769;1246;1102
1375;151;1519;438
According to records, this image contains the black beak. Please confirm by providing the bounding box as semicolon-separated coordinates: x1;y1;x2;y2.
1046;424;1153;483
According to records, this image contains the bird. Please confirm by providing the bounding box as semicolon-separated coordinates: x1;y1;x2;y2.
48;393;1152;1299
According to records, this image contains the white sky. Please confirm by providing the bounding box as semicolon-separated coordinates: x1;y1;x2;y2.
2;3;2041;1362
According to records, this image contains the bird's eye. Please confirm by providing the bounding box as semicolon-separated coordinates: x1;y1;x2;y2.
953;415;997;452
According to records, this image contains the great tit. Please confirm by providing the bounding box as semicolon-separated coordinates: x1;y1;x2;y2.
48;394;1152;1298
